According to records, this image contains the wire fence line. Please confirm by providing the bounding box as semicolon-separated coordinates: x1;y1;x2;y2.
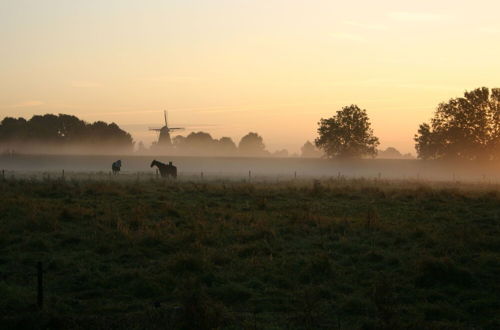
1;168;500;186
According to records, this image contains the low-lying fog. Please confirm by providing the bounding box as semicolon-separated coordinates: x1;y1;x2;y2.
1;154;499;183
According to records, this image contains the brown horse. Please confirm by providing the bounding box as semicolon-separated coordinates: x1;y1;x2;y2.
150;160;177;179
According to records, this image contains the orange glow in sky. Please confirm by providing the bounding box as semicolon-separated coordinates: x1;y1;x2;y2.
1;1;500;153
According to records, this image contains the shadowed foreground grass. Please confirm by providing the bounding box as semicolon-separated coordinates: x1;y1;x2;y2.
0;178;499;329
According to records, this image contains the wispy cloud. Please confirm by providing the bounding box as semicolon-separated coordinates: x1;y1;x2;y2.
2;100;45;109
388;12;449;22
84;110;166;116
70;80;102;88
326;79;461;91
137;76;200;83
344;20;387;31
121;123;219;129
332;32;367;43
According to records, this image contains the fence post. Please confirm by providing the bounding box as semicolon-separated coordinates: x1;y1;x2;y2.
62;169;65;180
37;262;43;309
201;171;204;180
1;169;4;181
248;170;251;182
294;171;297;180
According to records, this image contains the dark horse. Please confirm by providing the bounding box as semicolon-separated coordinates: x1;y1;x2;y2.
150;160;177;179
112;160;122;175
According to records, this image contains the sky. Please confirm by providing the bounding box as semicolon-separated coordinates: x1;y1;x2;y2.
1;0;500;154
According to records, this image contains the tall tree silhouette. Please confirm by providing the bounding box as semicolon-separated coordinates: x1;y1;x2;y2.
415;87;500;160
315;105;379;158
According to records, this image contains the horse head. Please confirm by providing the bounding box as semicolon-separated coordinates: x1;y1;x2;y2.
150;160;156;168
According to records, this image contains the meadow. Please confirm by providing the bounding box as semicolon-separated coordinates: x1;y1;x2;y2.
0;175;499;329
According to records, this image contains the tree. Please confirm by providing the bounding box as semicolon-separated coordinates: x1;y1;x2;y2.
172;135;186;147
315;105;379;158
216;137;237;156
170;132;215;155
300;141;322;158
377;147;414;159
238;132;268;156
0;117;28;142
378;147;402;159
414;87;500;160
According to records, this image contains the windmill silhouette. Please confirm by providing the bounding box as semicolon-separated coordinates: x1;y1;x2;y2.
149;111;184;147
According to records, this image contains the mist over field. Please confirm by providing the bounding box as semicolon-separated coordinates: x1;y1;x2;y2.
1;154;500;183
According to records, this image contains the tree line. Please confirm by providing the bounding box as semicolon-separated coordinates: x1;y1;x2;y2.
1;87;497;160
0;114;133;154
144;131;273;157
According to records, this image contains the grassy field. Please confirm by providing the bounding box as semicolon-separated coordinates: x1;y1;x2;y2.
0;176;499;329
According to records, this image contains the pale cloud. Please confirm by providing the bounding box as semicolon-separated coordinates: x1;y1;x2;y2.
344;20;387;31
332;32;367;43
84;110;166;116
70;80;102;88
388;12;449;22
326;79;461;91
136;76;201;83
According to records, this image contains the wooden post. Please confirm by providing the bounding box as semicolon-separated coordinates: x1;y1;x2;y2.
201;171;204;180
62;169;65;180
37;262;43;309
1;169;4;181
248;170;251;182
294;171;297;180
